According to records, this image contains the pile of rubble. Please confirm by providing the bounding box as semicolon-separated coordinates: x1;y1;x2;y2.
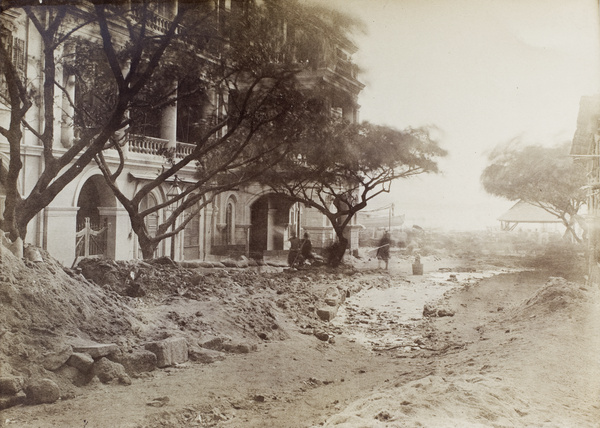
0;245;361;410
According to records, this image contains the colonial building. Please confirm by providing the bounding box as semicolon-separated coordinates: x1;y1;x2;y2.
570;95;600;283
0;1;364;265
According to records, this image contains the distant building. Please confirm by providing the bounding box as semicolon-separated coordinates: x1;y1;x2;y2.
497;200;562;232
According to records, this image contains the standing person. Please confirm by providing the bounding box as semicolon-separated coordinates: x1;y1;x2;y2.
288;232;301;267
376;231;391;270
300;232;316;264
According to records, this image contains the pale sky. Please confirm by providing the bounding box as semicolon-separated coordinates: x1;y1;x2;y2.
314;0;600;230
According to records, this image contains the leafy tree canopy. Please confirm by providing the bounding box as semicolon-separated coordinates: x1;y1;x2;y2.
259;118;447;265
481;140;587;241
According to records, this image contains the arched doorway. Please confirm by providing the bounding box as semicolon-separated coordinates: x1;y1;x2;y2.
75;175;116;257
249;194;296;259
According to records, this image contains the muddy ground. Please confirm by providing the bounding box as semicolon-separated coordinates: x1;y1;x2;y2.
0;239;598;427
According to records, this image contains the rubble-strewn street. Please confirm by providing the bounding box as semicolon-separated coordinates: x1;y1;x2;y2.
1;238;598;427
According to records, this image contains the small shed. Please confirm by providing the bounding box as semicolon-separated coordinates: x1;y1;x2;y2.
497;200;561;231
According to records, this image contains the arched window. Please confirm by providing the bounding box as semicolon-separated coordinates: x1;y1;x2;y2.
225;199;235;245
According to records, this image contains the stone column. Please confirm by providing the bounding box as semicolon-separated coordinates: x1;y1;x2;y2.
60;74;76;147
161;84;178;149
44;207;79;266
98;207;132;260
267;207;277;251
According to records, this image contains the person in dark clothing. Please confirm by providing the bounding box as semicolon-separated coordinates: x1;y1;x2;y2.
376;231;391;270
300;232;316;263
288;233;302;267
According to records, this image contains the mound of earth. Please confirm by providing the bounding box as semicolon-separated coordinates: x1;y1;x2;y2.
0;246;134;384
0;246;358;407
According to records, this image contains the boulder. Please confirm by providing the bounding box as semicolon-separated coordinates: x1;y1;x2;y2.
314;331;330;341
90;358;131;385
0;376;24;395
42;345;73;371
0;392;26;410
56;365;86;386
25;379;60;404
144;337;188;368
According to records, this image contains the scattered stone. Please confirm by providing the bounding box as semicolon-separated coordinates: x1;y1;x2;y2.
42;345;73;371
253;394;265;402
147;396;169;407
0;377;24;395
144;337;188;368
90;358;132;385
324;286;343;306
67;352;94;373
25;378;60;404
314;331;330;341
71;343;119;359
423;304;455;318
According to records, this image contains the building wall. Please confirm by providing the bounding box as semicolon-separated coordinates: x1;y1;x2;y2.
0;3;363;265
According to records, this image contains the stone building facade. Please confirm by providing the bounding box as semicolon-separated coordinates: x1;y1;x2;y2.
0;1;364;265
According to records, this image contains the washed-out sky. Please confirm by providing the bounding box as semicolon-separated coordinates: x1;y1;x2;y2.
312;0;600;230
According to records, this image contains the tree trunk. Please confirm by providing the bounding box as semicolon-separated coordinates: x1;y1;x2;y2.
561;216;582;244
327;233;348;267
139;238;159;260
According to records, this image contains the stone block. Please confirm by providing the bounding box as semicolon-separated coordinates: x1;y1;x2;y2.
317;306;338;321
67;352;94;373
115;350;157;375
0;376;24;395
71;343;119;359
144;337;188;368
222;343;257;354
188;347;226;364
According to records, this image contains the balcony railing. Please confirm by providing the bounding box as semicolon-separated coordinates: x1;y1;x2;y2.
128;134;168;156
127;134;196;159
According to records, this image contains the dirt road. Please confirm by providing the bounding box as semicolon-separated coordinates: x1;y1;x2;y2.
1;252;598;427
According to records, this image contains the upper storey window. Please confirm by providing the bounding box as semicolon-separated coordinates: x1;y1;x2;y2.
0;28;26;106
153;0;176;19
